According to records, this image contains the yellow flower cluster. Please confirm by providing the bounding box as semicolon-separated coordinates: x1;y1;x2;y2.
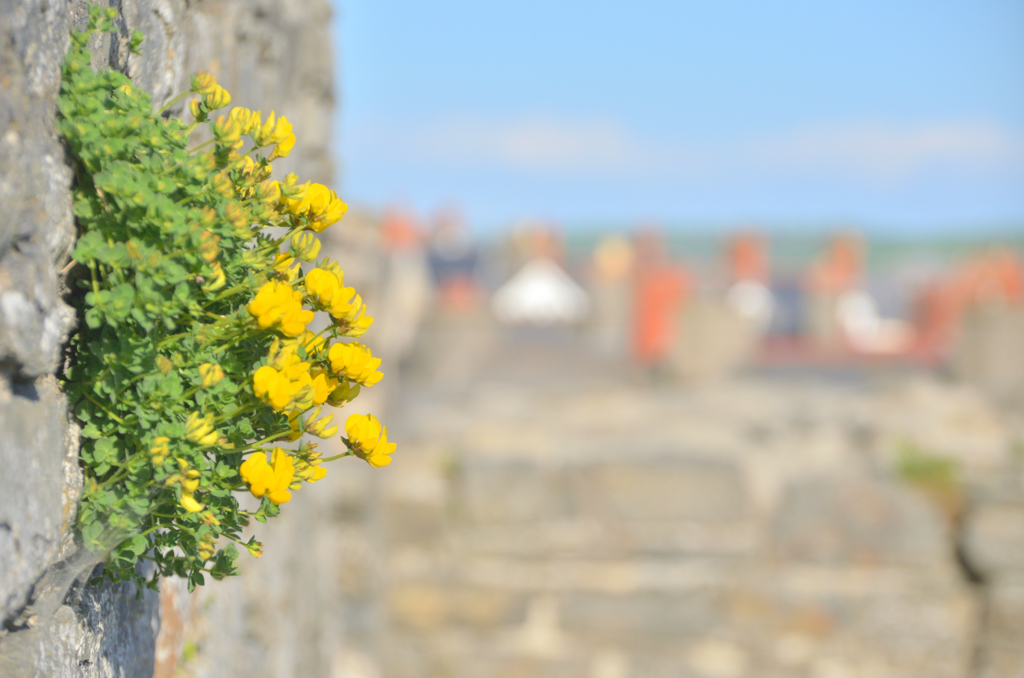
304;268;373;335
328;342;383;387
287;406;339;441
240;447;295;505
247;280;314;337
279;178;347;233
199;362;224;388
185;412;218;447
197;533;217;560
292;451;327;487
167;458;204;513
252;335;337;413
345;414;396;468
149;436;170;465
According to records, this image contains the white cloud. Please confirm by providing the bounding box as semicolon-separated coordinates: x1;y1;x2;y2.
744;121;1022;180
354;115;1024;184
373;115;646;175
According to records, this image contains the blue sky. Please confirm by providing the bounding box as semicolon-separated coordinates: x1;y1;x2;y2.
332;0;1024;234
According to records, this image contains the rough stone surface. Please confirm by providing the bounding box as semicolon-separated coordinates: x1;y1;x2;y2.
323;312;1023;678
0;0;335;675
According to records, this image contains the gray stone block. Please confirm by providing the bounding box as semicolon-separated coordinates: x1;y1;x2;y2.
0;378;76;625
770;477;949;566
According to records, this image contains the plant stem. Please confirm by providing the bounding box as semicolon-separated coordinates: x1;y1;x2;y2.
157;90;192;116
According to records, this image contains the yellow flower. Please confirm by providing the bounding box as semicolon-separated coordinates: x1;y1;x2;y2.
172;458;205;512
246;540;264;558
199;363;225;388
277;173;309;202
149;436;170;465
185;412;218;446
273;252;301;283
246;280;313;337
310;371;337;406
253;110;277;147
288;406;339;441
303;268;369;331
303;267;343;308
198;230;220;263
181;493;205;513
257;179;281;205
270;132;295;160
254;342;316;412
211;172;234;198
253;365;306;411
228;107;254;134
223;201;250;229
188;98;206;122
191;71;218;95
328;342;383;387
203;84;231;110
267;114;293;147
211;113;241;143
240;447;295;505
290;231;321;262
268;115;295;159
203;262;226;291
291;451;327;488
343;312;374;338
345;413;396;468
283;330;326;358
197;533;217;560
304;184;347;232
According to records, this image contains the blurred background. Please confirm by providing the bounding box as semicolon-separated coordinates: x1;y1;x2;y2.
174;2;1024;677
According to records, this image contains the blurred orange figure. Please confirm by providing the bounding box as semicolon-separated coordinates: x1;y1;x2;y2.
728;232;768;283
632;230;688;365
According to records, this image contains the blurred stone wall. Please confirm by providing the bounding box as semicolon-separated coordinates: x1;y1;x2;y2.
0;0;334;675
350;316;1024;678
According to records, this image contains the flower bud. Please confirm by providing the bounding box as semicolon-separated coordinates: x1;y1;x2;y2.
199;363;225;388
211;114;241;144
149;436;171;465
198;231;220;263
223;201;249;229
157;355;174;375
191;71;218;95
185;412;218;446
253;111;277;147
246;540;264;558
228;107;257;136
203;84;231;110
181;493;205;513
203;262;226;292
273;252;301;283
211;172;235;198
290;232;321;262
257;180;281;203
189;98;207;122
278;173;309;201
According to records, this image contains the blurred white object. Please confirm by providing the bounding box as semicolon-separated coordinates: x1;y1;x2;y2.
836;289;913;354
492;258;590;325
725;279;775;332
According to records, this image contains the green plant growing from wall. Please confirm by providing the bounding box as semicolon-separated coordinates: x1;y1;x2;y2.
60;6;395;591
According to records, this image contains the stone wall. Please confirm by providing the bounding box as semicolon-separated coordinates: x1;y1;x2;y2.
346;314;1024;678
0;0;334;675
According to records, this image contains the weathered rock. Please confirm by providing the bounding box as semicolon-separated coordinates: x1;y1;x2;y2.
0;0;336;675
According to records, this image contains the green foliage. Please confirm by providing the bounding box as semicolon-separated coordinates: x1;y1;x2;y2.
59;6;376;590
895;440;959;486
